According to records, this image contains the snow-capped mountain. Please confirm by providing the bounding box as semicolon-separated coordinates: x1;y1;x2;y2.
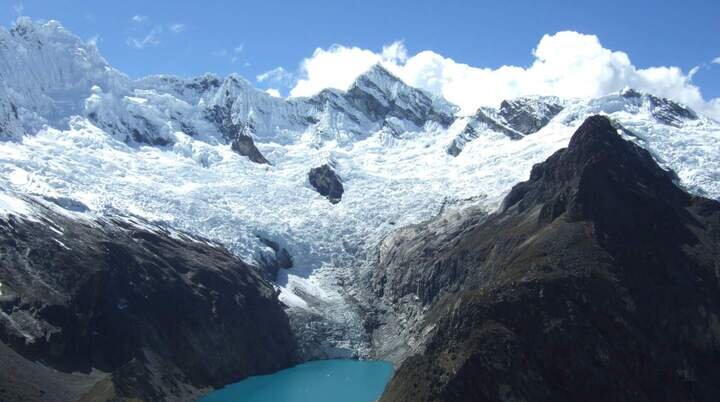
1;17;719;365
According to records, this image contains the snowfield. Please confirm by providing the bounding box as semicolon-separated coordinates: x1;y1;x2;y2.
1;18;719;357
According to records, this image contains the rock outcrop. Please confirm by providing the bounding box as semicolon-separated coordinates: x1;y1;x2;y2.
308;164;344;204
375;115;720;402
257;236;294;281
0;198;297;402
231;132;270;164
346;65;456;128
621;88;698;127
498;96;564;135
448;97;563;156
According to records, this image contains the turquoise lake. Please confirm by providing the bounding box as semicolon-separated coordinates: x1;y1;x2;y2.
199;359;394;402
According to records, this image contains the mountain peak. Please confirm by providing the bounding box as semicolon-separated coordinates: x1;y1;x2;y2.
615;87;698;126
345;63;457;127
350;64;404;93
362;63;398;80
502;115;688;222
498;95;564;135
8;16;35;37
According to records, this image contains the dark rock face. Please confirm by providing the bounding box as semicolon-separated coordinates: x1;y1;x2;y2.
376;115;720;402
447;108;523;156
204;101;243;143
205;104;270;164
309;164;344;204
448;97;563;156
498;97;564;135
0;201;296;402
0;86;22;141
346;65;456;128
257;236;293;281
231;133;269;164
621;89;698;127
448;109;523;156
646;94;698;127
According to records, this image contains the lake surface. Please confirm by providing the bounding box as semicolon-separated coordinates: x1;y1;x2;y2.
199;359;394;402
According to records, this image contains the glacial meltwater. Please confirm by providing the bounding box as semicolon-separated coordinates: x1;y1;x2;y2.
199;359;394;402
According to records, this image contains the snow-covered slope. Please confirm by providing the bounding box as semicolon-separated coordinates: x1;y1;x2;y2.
1;17;719;358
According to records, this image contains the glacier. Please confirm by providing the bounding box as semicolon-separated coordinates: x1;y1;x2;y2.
1;17;719;358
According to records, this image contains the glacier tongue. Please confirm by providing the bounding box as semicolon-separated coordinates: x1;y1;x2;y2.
1;17;720;359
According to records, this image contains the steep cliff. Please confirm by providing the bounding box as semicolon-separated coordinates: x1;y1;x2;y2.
375;116;720;402
0;195;296;402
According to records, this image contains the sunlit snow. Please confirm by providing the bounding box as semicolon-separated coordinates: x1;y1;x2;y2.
1;17;719;356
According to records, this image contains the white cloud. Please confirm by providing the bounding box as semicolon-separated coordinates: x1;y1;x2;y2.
87;34;101;47
290;41;406;98
381;41;408;63
13;3;23;17
256;67;294;87
131;15;148;24
127;26;162;49
234;44;244;53
169;23;185;34
265;88;282;98
713;57;720;65
288;32;720;119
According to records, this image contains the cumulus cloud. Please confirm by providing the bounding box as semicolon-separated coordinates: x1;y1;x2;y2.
290;41;408;97
288;32;719;119
713;57;720;65
265;88;282;98
131;15;148;24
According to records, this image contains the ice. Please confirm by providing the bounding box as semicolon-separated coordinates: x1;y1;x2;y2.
1;17;719;356
0;191;36;220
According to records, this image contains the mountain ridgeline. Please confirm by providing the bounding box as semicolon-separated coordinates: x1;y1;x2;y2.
373;116;720;402
1;17;719;402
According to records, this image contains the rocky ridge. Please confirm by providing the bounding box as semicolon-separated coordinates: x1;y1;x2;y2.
0;195;296;402
373;115;720;401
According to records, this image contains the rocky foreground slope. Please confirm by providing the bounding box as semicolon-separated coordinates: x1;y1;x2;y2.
373;116;720;402
0;197;296;402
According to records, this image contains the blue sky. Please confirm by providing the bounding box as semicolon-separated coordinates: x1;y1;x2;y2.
2;0;719;108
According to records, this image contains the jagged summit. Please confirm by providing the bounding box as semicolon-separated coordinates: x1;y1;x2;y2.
579;87;700;127
352;64;401;89
502;115;688;222
498;95;564;134
447;96;565;155
0;18;458;146
0;17;126;138
0;17;711;150
375;115;720;402
345;64;456;128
